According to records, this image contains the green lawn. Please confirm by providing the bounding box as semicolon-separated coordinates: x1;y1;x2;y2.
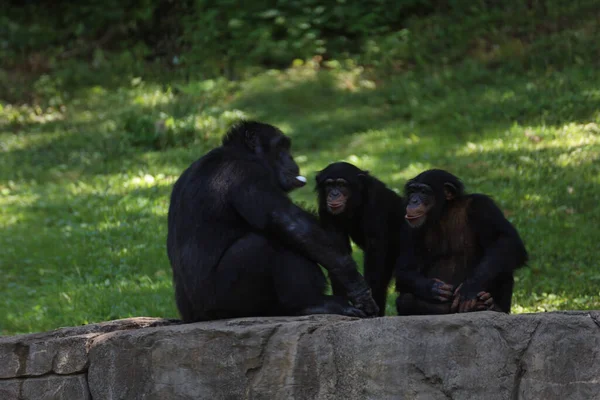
1;60;599;335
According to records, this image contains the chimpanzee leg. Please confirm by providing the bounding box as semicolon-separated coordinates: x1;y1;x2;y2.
211;233;363;319
488;274;515;313
365;259;395;317
271;246;365;317
328;273;347;298
173;278;197;322
210;233;281;319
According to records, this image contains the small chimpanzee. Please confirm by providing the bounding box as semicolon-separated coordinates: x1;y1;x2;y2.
395;169;528;315
316;162;407;316
167;121;379;322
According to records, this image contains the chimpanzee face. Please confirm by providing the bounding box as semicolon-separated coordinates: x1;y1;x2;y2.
269;135;306;193
404;182;436;228
316;162;366;217
322;178;351;215
404;175;459;229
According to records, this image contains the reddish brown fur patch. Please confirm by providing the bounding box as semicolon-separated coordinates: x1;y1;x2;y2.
423;198;476;285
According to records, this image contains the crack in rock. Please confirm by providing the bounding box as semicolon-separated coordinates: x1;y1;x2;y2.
512;319;542;400
244;325;280;387
589;313;600;330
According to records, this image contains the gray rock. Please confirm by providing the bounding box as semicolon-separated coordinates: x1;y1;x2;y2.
3;312;600;399
0;317;176;379
0;374;90;400
86;312;600;400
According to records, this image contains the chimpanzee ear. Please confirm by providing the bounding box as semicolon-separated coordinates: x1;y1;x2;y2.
245;130;262;153
315;170;324;185
444;182;458;200
356;170;370;190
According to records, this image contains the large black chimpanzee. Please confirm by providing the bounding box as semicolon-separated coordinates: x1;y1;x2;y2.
395;169;528;315
166;121;379;322
316;162;407;316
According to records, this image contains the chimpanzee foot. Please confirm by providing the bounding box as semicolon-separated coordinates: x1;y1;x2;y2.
298;300;367;318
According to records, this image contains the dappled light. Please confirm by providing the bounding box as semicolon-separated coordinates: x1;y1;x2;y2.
2;0;600;334
3;62;599;333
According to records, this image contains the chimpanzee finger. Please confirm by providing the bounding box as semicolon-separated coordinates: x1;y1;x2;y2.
477;292;492;301
434;287;454;299
440;292;454;301
440;284;455;293
450;294;460;313
453;283;464;296
433;279;455;293
459;299;477;313
484;298;494;307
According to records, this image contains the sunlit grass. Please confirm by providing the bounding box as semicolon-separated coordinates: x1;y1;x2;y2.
1;58;599;335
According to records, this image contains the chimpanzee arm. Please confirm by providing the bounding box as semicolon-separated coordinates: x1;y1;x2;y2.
361;195;395;313
395;239;435;299
362;200;387;268
395;231;456;303
232;172;379;316
318;213;352;297
363;233;388;286
318;212;352;254
459;194;528;300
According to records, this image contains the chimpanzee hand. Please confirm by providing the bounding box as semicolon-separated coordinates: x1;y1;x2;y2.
475;292;502;312
450;281;483;313
430;278;455;302
348;288;380;317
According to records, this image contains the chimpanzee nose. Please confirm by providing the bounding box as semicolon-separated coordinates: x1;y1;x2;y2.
410;197;419;205
330;190;340;199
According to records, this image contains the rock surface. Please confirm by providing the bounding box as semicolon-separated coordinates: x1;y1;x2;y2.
1;312;600;400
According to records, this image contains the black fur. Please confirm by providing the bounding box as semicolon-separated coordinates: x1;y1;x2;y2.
316;162;406;316
166;121;378;322
395;169;528;315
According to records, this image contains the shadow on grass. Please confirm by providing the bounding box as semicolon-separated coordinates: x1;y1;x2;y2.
2;63;599;186
2;63;600;334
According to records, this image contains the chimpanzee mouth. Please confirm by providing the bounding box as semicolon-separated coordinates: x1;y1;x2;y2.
405;213;426;226
328;202;346;214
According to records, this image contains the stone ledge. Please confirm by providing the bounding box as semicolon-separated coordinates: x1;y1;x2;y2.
1;312;599;400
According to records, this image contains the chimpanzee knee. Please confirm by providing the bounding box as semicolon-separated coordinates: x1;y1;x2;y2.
396;294;416;316
272;247;328;312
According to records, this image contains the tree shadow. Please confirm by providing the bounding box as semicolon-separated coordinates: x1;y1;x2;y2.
2;63;599;186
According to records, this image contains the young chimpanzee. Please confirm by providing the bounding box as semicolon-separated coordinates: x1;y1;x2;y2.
316;162;407;316
395;169;528;315
167;121;379;322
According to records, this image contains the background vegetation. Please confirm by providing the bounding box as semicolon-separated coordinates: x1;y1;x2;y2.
1;0;599;335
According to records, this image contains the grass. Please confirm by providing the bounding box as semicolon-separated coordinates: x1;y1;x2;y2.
1;57;599;334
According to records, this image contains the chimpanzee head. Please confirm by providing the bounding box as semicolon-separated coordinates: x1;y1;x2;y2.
222;121;307;192
315;162;368;216
404;169;464;228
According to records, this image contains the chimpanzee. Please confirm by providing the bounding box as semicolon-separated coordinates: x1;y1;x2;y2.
166;121;379;322
395;169;528;315
316;162;407;316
